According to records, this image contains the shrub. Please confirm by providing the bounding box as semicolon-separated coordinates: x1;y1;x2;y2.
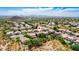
58;36;67;45
37;33;47;38
16;37;20;42
27;38;42;49
28;39;33;49
50;34;57;39
64;40;71;45
32;39;42;46
38;38;47;43
53;26;59;32
71;43;79;51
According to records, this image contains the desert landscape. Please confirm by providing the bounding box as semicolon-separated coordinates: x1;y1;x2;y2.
0;7;79;51
0;16;79;51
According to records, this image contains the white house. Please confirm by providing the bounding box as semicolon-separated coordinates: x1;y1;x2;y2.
20;22;25;25
20;27;26;30
6;31;14;36
25;24;32;29
74;33;79;36
13;22;20;27
10;36;15;39
27;32;36;37
48;22;55;25
21;30;27;33
48;29;54;33
75;40;79;43
61;33;69;38
58;28;66;32
67;36;76;41
12;27;19;31
14;31;21;35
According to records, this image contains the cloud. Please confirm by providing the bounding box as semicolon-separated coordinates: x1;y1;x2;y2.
0;7;53;16
0;7;79;17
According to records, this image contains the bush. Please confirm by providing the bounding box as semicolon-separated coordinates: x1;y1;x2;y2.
16;37;20;42
32;39;42;46
50;34;57;39
53;26;59;32
38;38;47;43
27;37;48;49
58;36;67;45
37;33;47;38
64;40;71;45
27;38;42;49
28;40;33;49
71;43;79;51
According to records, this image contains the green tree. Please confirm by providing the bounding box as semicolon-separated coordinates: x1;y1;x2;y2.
36;33;47;38
71;43;79;51
16;37;20;42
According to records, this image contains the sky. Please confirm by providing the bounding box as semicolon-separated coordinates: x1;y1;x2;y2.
0;7;79;17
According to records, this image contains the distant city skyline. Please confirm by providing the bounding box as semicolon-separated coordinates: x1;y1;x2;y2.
0;7;79;17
